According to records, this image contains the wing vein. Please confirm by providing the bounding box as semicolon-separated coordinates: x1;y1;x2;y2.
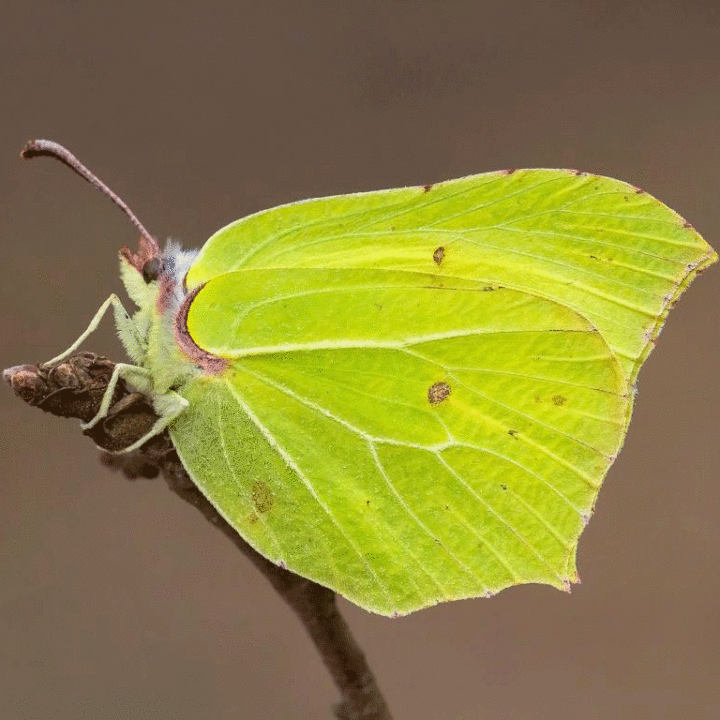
216;394;286;561
223;378;395;603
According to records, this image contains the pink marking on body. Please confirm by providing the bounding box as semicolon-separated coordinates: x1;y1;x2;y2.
120;235;162;274
156;273;176;314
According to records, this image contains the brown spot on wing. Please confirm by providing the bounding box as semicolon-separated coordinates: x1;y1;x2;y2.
428;381;451;405
552;395;567;406
252;481;274;513
433;246;445;265
422;183;433;193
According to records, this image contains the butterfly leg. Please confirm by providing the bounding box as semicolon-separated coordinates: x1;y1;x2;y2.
81;362;151;432
81;362;189;453
42;294;143;366
117;390;189;454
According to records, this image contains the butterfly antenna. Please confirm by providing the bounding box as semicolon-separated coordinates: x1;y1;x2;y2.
21;139;159;254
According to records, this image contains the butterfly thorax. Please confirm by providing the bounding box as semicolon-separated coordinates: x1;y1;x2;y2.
118;243;205;395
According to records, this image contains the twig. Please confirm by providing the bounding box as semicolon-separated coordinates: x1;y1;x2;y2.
4;352;394;720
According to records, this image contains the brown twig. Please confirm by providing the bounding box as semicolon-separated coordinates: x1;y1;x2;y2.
4;353;393;720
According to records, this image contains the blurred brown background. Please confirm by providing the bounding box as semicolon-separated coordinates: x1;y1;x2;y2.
1;2;718;719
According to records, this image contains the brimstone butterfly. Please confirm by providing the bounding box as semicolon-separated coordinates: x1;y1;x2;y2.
18;140;717;616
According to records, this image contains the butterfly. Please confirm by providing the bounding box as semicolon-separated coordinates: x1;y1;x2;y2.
19;140;716;615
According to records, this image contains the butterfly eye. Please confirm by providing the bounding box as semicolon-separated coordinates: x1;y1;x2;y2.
142;258;164;283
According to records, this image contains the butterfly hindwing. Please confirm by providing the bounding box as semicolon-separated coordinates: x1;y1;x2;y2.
170;268;628;614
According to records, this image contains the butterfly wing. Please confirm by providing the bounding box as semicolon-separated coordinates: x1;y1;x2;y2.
186;169;716;385
170;170;716;614
170;268;628;614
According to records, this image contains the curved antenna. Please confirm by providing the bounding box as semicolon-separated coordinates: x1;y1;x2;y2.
21;139;160;255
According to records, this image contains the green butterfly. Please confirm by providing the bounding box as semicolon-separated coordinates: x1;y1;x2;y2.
22;140;716;616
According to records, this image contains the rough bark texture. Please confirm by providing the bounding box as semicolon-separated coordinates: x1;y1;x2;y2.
4;352;393;720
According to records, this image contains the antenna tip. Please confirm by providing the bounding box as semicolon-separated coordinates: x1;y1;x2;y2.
21;139;42;159
21;139;63;161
